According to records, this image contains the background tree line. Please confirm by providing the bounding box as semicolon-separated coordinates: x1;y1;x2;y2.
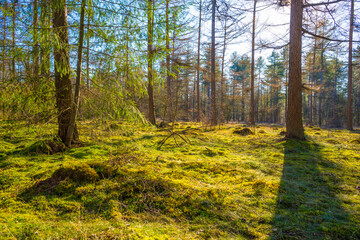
0;0;359;145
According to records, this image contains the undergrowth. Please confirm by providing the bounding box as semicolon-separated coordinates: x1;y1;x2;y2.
0;120;359;239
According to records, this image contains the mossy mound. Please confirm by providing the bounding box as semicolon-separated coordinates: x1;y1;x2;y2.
25;139;65;155
233;127;254;136
27;162;99;195
350;139;360;144
325;138;341;145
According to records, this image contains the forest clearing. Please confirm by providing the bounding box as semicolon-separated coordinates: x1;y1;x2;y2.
0;121;359;239
1;0;360;238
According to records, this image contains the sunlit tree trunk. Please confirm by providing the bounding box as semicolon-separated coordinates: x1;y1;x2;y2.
11;0;16;79
147;0;156;125
65;0;86;147
250;0;257;125
166;0;173;122
196;0;202;122
347;0;354;130
52;0;78;143
210;0;216;126
286;0;305;139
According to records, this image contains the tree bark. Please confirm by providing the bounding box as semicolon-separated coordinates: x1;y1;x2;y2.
347;0;354;130
166;0;173;122
210;0;217;126
147;0;156;125
286;0;305;139
33;0;39;78
250;0;257;125
11;0;16;79
2;1;6;81
52;0;78;143
65;0;86;147
196;0;202;122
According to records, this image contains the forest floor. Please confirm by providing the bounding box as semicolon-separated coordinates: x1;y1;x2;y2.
0;120;360;239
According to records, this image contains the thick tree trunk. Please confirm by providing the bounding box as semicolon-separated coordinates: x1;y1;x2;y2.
210;0;216;126
250;0;257;125
347;0;354;130
52;0;78;143
286;0;305;139
147;0;156;125
196;0;202;122
65;0;86;147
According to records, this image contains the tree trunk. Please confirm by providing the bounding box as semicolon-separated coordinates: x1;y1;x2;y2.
250;0;257;125
147;0;156;125
210;0;216;126
347;0;354;130
166;0;173;122
286;0;305;139
11;0;16;79
52;0;78;143
65;0;86;147
2;1;6;81
33;0;39;78
86;12;90;89
196;0;202;122
40;0;51;78
220;19;227;124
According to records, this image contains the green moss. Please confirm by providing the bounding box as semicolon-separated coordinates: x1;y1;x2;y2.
0;121;359;239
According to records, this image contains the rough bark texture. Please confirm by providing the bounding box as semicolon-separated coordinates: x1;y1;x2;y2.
147;0;156;125
250;0;257;125
196;0;202;122
347;0;354;130
65;0;86;147
52;0;78;143
286;0;305;139
210;0;217;126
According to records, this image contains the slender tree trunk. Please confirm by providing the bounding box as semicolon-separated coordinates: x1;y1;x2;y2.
86;12;90;89
147;0;156;125
52;0;78;143
166;0;173;122
286;0;305;139
250;0;257;125
65;0;86;147
2;1;6;80
318;39;324;127
33;0;39;78
196;0;202;122
11;0;16;79
210;0;217;126
347;0;354;130
220;19;227;124
40;0;51;78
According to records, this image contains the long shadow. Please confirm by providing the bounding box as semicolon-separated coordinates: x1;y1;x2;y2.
271;139;359;239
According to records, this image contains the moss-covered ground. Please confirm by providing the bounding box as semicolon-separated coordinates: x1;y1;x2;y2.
0;120;359;239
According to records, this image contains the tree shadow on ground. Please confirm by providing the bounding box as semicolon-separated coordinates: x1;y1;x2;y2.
271;139;359;239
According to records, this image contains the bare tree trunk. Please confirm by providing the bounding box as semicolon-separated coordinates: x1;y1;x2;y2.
318;38;324;127
166;0;173;122
210;0;217;126
147;0;156;125
2;1;6;80
196;0;202;122
40;0;51;78
286;0;305;139
220;19;227;124
86;12;90;89
33;0;39;78
65;0;86;147
250;0;257;125
11;0;16;79
347;0;354;130
52;0;78;143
